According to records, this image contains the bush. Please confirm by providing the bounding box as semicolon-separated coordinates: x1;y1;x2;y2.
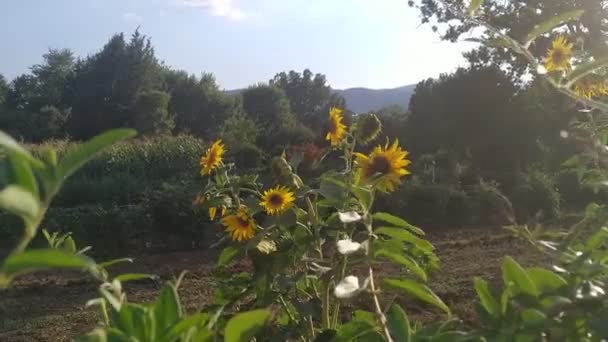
228;143;265;170
28;135;207;182
509;168;561;221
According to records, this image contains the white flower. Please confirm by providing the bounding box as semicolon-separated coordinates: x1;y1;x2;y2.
256;240;277;254
334;276;361;299
536;65;547;75
337;239;361;255
560;130;569;138
338;211;362;223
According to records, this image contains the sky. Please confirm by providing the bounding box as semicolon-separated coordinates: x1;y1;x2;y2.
0;0;475;90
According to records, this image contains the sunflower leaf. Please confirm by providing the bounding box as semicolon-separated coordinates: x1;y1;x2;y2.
567;55;608;86
524;10;585;47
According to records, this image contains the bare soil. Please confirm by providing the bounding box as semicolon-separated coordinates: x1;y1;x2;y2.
0;228;544;341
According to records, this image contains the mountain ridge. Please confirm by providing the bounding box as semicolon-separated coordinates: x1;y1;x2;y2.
224;84;416;113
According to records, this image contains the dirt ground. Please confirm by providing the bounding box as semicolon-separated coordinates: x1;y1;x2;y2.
0;228;545;341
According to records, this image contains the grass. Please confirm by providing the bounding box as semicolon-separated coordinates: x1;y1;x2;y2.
0;227;546;341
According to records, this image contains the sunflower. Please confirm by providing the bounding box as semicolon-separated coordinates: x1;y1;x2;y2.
260;185;295;215
209;206;226;220
573;77;608;99
354;139;411;192
221;207;257;241
326;107;347;146
200;139;225;176
545;36;573;73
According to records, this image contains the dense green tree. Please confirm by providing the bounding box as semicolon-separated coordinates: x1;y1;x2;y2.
221;112;259;148
0;74;8;105
68;30;162;139
241;84;294;130
375;105;409;145
133;90;174;136
164;70;235;136
31;49;74;108
269;69;331;120
407;66;535;172
242;84;309;149
4;74;38;111
269;69;347;136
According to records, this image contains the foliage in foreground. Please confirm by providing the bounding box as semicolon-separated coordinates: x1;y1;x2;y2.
2;1;608;341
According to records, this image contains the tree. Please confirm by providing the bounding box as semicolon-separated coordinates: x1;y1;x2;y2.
0;74;8;105
241;84;294;130
410;0;608;79
31;48;74;108
375;105;409;145
133;90;174;136
68;30;162;139
269;69;332;121
164;70;235;137
221;112;259;148
407;66;535;173
4;74;38;111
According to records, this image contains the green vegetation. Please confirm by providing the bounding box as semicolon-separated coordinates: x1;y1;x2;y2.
2;0;608;341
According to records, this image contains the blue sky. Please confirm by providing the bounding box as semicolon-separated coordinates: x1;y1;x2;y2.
0;0;474;90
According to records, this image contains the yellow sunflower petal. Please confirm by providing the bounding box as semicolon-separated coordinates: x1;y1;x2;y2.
355;139;411;192
200;139;225;176
209;207;217;220
327;107;347;146
221;207;256;242
260;185;296;216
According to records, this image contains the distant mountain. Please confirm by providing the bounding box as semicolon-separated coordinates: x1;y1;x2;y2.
224;84;416;114
332;85;416;113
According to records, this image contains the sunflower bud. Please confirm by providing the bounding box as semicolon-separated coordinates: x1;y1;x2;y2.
353;113;382;144
271;156;293;179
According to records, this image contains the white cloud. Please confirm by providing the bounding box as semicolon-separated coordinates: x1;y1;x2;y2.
177;0;246;20
123;12;143;24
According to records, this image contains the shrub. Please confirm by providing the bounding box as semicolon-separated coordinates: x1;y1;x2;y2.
228;142;264;170
509;168;561;221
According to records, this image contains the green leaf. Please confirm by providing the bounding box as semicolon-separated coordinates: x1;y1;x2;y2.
353;310;377;325
386;304;411;342
540;296;571;309
520;309;546;324
524;10;585;46
319;176;348;204
502;256;538;297
98;258;134;268
384;278;450;314
115;273;157;283
375;249;427;281
8;152;39;198
0;131;44;169
567;55;608;85
585;227;608;251
468;0;484;16
163;313;210;340
57;129;136;181
1;249;94;285
224;309;271;342
525;267;567;293
155;283;183;336
373;212;424;235
0;185;40;223
352;185;373;211
62;236;77;254
334;320;376;342
314;330;337;342
375;227;433;252
217;246;239;267
474;277;500;317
